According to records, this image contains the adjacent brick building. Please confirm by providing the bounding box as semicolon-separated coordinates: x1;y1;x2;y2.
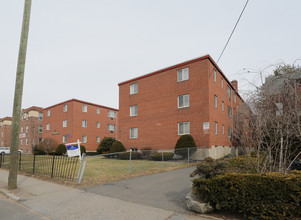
19;106;44;153
0;117;12;147
118;55;243;158
43;99;118;151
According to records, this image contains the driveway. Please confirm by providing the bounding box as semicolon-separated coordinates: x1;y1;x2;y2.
82;166;196;213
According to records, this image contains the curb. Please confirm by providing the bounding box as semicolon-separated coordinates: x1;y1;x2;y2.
0;188;26;202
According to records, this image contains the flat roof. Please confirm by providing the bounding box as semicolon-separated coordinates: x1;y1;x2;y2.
44;98;118;111
118;54;242;100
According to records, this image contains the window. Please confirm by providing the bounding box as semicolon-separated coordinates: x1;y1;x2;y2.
234;94;236;103
228;106;232;118
108;110;117;118
20;140;23;145
222;101;224;111
63;136;67;143
63;120;67;128
38;126;43;133
221;78;223;88
130;83;138;95
39;113;43;120
178;94;189;108
214;122;218;135
222;125;225;135
63;104;68;112
130;128;138;139
96;122;100;128
213;69;216;82
26;126;28;133
26;138;28;146
130;105;138;116
97;107;100;114
47;110;50;117
26;114;29;120
46;124;50;130
21;127;23;133
96;136;100;143
1;132;3;137
177;67;189;82
214;95;217;109
228;127;232;138
82;136;87;143
227;86;231;101
82;120;87;128
107;124;116;131
178;122;190;135
38;138;42;143
82;104;87;112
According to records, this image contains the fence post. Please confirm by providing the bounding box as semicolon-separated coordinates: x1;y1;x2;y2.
19;151;22;171
128;150;132;173
188;148;190;164
51;154;55;178
32;154;35;174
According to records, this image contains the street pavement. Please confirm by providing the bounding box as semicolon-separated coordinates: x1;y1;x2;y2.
82;166;196;213
0;169;220;220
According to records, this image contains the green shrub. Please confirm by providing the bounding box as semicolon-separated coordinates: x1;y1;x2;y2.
175;135;197;158
97;137;115;154
118;152;142;160
141;147;157;158
55;144;67;155
150;152;174;161
193;171;301;219
33;145;46;155
80;145;86;155
110;141;126;153
85;151;99;156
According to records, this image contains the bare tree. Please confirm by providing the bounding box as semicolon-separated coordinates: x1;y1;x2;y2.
38;137;58;154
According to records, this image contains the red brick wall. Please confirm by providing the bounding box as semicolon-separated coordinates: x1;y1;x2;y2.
0;125;12;147
43;100;118;151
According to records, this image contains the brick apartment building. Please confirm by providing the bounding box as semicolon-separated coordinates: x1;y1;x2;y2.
118;54;243;158
19;106;43;153
0;117;12;147
43;99;118;151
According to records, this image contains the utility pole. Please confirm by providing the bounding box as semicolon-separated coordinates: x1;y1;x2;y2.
8;0;32;190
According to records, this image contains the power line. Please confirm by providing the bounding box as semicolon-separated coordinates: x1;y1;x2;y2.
217;0;250;63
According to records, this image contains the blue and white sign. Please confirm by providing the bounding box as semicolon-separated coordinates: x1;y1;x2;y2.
66;140;81;159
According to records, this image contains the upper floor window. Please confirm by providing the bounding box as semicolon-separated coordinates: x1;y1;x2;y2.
227;86;231;101
82;120;87;128
82;136;87;143
21;127;24;133
228;127;232;138
46;124;50;131
130;128;138;139
47;110;50;117
26;138;28;145
39;112;43;120
214;95;217;109
108;110;117;118
214;122;218;135
221;78;224;88
178;122;190;135
96;136;100;143
130;83;138;95
130;105;138;117
26;126;28;133
228;106;232;118
213;69;216;82
97;122;100;128
107;124;116;131
178;94;189;108
177;67;189;82
38;126;43;133
82;104;87;112
222;101;224;111
63;136;67;144
63;104;68;112
63;120;67;128
234;94;236;103
222;125;225;135
97;107;101;114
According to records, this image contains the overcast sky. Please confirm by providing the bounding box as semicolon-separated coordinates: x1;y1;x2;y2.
0;0;300;117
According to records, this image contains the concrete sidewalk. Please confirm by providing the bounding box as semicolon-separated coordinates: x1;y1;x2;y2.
0;170;217;220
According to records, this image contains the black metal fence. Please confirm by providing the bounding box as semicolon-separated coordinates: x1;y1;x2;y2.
0;153;79;182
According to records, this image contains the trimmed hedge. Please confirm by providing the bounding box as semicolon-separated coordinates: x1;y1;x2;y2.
193;171;301;219
97;137;115;154
110;141;126;153
150;152;174;161
55;144;67;155
118;152;142;160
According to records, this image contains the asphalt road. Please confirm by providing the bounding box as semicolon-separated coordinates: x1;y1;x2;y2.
0;193;48;220
82;166;196;213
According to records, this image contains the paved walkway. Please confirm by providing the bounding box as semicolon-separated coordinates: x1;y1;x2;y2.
0;169;219;220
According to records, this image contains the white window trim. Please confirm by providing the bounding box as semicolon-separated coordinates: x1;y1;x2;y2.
178;94;189;109
177;67;189;82
63;104;68;112
222;101;224;111
214;95;217;109
178;122;190;135
82;135;87;143
107;124;116;131
63;120;67;128
82;104;87;112
214;122;218;135
130;83;138;95
47;110;50;117
97;107;101;114
82;120;87;128
108;110;117;118
97;122;100;128
46;124;50;131
130;105;138;117
130;128;138;139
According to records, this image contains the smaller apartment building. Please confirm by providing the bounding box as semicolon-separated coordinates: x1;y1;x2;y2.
0;117;12;147
19;106;43;153
118;55;243;158
43;99;118;151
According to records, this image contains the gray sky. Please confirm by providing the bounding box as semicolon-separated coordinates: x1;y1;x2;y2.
0;0;300;117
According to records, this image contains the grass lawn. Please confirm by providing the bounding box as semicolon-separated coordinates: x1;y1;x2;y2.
80;156;197;187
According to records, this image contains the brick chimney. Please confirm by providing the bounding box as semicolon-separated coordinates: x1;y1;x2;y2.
231;80;238;91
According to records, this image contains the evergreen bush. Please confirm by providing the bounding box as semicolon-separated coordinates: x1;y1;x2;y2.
97;137;115;154
55;144;67;155
175;135;197;158
110;141;126;153
150;152;174;161
118;152;142;160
